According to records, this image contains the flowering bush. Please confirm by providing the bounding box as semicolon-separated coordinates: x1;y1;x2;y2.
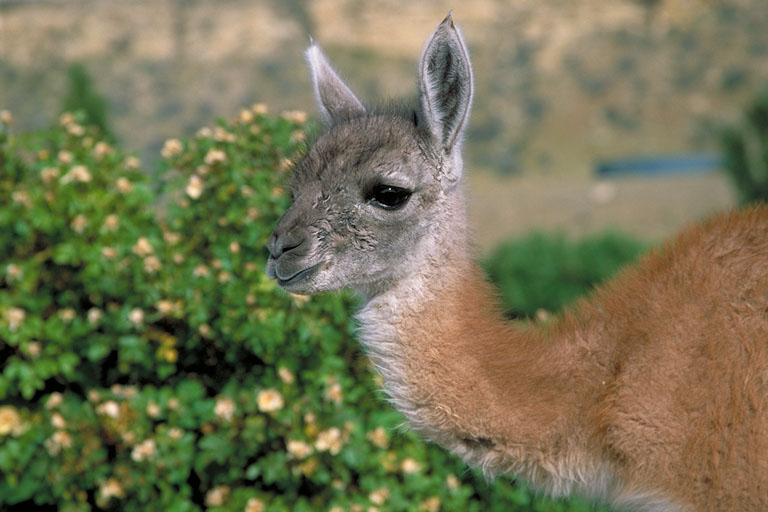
0;108;604;511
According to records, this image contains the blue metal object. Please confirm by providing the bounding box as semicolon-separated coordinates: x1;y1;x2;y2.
596;154;721;177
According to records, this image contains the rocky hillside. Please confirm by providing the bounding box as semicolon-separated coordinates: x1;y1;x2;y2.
2;0;767;180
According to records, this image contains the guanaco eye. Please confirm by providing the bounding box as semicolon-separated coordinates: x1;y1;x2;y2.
368;185;412;210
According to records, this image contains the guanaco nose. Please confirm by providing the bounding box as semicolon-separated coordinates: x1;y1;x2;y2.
267;230;308;259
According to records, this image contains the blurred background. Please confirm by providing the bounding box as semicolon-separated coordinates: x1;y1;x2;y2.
3;0;767;250
2;2;768;511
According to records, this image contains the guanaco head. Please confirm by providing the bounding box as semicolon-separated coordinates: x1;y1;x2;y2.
267;14;473;298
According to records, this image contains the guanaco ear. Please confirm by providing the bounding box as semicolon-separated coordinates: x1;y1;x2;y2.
418;13;473;154
306;44;366;126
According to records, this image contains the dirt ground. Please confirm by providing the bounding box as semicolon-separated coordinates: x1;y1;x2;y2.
466;171;736;251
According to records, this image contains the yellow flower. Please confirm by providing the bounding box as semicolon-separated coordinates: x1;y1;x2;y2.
132;237;153;256
419;497;441;512
0;109;13;125
70;214;88;233
103;214;120;231
213;126;235;142
229;241;240;254
369;488;390;506
205;485;230;507
0;406;22;436
143;256;162;273
5;263;22;280
146;401;161;418
40;167;60;184
97;478;125;506
251;103;269;115
161;138;183;158
367;427;389;449
46;392;64;409
66;123;85;136
325;378;343;404
100;247;118;261
401;458;421;474
168;427;183;440
93;141;112;158
214;396;236;421
257;389;284;413
281;110;308;124
131;438;157;462
59;112;75;127
244;497;265;512
51;413;67;429
11;190;30;206
186;175;204;199
116;177;133;193
196;126;213;139
57;150;73;165
156;300;174;315
286;439;313;459
315;427;343;455
193;264;210;277
7;307;25;331
163;231;181;245
198;323;211;337
445;474;460;489
124;156;141;169
204;149;227;165
158;346;178;363
45;430;72;455
24;341;41;357
239;109;254;124
61;165;92;184
58;308;76;322
278;367;294;384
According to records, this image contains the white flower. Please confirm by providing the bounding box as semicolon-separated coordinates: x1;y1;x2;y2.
214;396;236;421
244;497;265;512
205;485;230;507
97;400;120;418
88;308;104;325
7;307;25;331
131;438;156;462
128;308;144;326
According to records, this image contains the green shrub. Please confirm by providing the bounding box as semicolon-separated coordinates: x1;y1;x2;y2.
483;231;647;318
0;108;610;511
60;63;114;141
721;89;768;204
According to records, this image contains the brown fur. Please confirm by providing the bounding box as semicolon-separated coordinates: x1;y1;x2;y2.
392;205;768;510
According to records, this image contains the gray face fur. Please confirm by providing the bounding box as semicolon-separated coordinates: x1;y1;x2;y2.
266;14;473;298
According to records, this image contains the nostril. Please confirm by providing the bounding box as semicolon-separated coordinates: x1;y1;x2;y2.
268;232;308;258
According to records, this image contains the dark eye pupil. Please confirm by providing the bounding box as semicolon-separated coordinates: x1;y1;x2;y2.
370;185;411;210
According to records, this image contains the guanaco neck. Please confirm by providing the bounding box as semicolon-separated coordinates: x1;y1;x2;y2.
356;200;618;498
